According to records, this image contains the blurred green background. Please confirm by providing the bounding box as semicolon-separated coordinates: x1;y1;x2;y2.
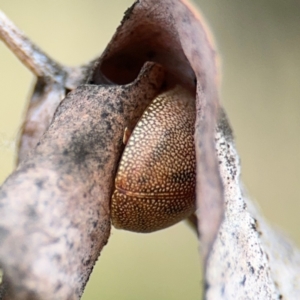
0;1;299;299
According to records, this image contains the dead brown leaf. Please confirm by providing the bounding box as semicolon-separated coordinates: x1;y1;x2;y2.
0;0;224;298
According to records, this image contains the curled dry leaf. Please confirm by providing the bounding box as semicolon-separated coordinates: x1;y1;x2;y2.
17;0;223;253
91;0;223;258
0;0;224;298
1;0;300;299
0;62;165;299
205;111;300;299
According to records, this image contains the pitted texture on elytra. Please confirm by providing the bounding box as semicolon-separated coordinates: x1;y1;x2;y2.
112;86;196;232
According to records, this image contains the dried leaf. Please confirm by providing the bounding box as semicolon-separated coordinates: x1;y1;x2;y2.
0;0;224;297
92;0;223;258
15;0;224;256
0;62;165;299
204;110;300;299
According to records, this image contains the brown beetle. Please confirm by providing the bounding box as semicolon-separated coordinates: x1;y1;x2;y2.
111;86;196;233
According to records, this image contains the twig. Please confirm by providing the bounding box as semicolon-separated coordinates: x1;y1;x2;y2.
0;11;62;79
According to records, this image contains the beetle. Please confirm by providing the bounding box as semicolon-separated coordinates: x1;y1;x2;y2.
111;85;196;233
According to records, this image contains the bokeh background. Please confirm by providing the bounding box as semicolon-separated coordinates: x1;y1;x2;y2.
0;0;299;299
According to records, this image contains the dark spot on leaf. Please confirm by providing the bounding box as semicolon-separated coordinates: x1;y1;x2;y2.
68;242;74;250
247;262;255;274
101;111;109;119
0;226;9;244
204;280;210;292
122;1;139;24
55;282;62;292
35;179;45;189
240;275;246;286
221;284;225;295
82;257;91;266
26;205;38;219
